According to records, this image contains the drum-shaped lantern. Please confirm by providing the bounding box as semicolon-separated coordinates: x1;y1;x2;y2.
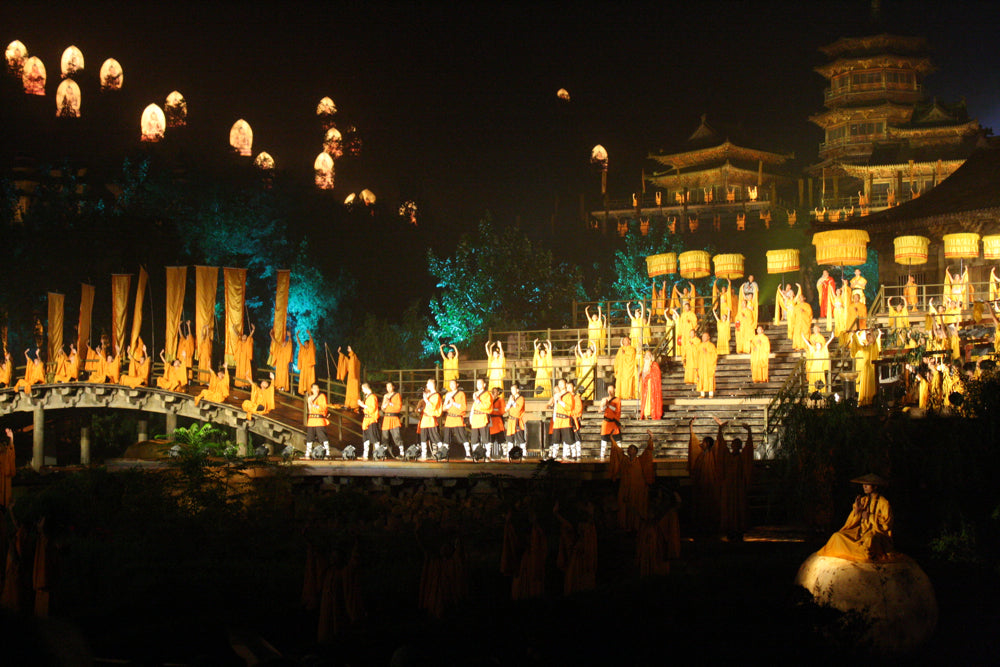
812;229;869;265
982;235;1000;260
766;249;800;274
943;233;980;259
893;235;929;266
645;253;677;278
678;250;711;279
713;253;745;279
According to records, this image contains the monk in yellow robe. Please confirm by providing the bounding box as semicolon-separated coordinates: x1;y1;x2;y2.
714;310;731;355
696;332;717;398
178;321;195;377
196;325;214;385
802;327;833;391
242;372;275;420
156;352;185;391
888;297;910;329
270;328;294;392
850;329;881;406
440;344;459;385
734;298;756;354
14;349;46;391
83;344;102;379
819;474;894;562
613;336;638;399
904;275;919;310
574;341;597;400
831;287;848;336
532;339;552;398
585;305;606;355
120;345;151;388
683;329;699;385
486;341;506;391
676;302;698;358
849;269;867;305
296;330;316;395
750;326;770;382
53;345;78;382
337;346;361;410
233;323;255;389
847;294;867;332
790;288;812;351
0;350;12;387
194;368;230;405
627;302;648;350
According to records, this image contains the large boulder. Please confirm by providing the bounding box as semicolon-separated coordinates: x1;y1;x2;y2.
796;551;937;654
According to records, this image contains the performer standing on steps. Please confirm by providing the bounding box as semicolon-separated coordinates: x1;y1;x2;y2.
418;378;443;461
505;383;526;458
442;378;471;459
469;378;493;460
304;382;330;459
599;384;621;461
380;381;404;458
359;382;380;460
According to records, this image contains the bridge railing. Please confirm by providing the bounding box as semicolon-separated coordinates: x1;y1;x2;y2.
872;281;987;317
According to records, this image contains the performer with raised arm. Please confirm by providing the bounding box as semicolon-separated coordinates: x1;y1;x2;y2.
574;340;597;400
337;346;362;412
585;305;606;355
504;383;526;459
598;384;621;461
627;302;648;350
417;378;443;461
849;268;868;305
442;378;471;459
295;330;316;395
485;341;506;392
14;348;45;391
194;367;229;406
803;327;835;392
380;381;405;458
241;372;275;421
439;344;459;385
532;338;552;398
358;382;380;460
304;383;330;459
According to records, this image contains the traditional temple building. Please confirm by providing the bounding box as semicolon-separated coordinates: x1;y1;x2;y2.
592;115;798;236
810;33;983;210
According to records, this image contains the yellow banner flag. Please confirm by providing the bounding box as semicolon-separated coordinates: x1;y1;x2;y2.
274;269;290;342
195;266;219;347
164;266;187;360
130;266;148;353
223;267;247;364
47;292;64;365
77;283;95;375
111;274;131;353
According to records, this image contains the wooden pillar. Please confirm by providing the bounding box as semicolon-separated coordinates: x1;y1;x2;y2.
137;418;148;443
808;178;814;208
865;173;873;199
832;176;839;202
165;411;177;436
236;426;248;457
80;426;91;466
32;405;44;471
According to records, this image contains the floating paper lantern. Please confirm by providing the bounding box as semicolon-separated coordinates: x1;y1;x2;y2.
55;79;81;117
942;233;980;259
399;200;418;225
713;253;745;280
893;235;929;266
5;40;26;76
99;58;123;90
679;250;711;279
557;88;570;101
165;91;187;127
360;189;376;205
646;253;678;278
254;152;274;170
22;56;45;95
982;235;1000;260
590;144;608;168
766;249;800;274
812;229;869;265
314;153;334;190
229;119;253;156
344;193;356;205
323;127;343;158
140;104;166;142
60;46;83;78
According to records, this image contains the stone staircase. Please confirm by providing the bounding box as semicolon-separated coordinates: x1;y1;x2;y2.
574;322;843;458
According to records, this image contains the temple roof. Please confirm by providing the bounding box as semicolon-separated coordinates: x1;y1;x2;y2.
815;53;934;79
646;160;795;188
865;133;981;164
840;144;1000;226
819;33;928;59
810;101;914;128
900;98;970;127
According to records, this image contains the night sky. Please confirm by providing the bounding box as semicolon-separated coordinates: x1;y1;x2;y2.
1;0;997;232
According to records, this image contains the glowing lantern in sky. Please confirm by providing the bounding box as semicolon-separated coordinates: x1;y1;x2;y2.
344;193;356;205
254;152;275;170
314;153;334;190
557;88;570;101
56;79;81;117
323;127;343;158
399;200;418;226
360;189;376;206
229;119;253;157
165;91;187;127
99;58;123;90
316;96;337;129
5;41;27;77
60;46;84;79
140;104;166;142
22;56;45;95
591;144;608;195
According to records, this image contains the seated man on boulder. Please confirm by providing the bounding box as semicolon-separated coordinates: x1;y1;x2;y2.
819;473;894;562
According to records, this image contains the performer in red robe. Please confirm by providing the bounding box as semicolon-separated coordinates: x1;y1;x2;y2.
816;270;836;319
638;351;662;420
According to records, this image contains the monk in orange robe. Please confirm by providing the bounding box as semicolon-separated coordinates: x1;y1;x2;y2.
14;349;46;391
270;328;293;392
156;351;185;391
688;417;726;533
296;330;316;395
242;372;275;420
196;325;214;385
194;368;230;405
337;346;361;411
609;432;656;532
0;350;12;387
696;332;717;398
104;347;123;384
53;345;78;382
234;323;255;389
83;344;102;379
178;320;195;380
120;345;151;388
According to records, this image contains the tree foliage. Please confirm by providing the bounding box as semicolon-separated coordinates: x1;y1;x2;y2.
608;220;686;301
424;215;585;353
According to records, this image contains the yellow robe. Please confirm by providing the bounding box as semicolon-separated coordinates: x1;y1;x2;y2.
850;335;880;406
791;301;812;350
242;383;276;420
488;353;506;391
532;350;551;398
178;335;195;371
120;357;150;388
750;333;770;382
587;317;605;355
577;353;596;400
0;358;11;386
819;493;893;562
297;339;316;395
156;363;184;391
443;355;459;385
683;334;698;384
629;315;645;349
734;306;756;354
197;335;214;384
235;335;254;389
888;305;910;329
614;343;638;400
272;337;294;392
194;371;230;405
805;342;830;391
15;360;46;391
337;351;361;409
677;311;697;355
904;281;919;309
696;340;717;394
716;318;731;355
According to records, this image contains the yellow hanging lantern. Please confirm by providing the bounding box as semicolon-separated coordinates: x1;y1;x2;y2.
645;253;677;278
678;250;711;279
982;235;1000;260
943;233;980;259
766;249;800;274
712;253;745;279
893;235;929;265
812;229;869;265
